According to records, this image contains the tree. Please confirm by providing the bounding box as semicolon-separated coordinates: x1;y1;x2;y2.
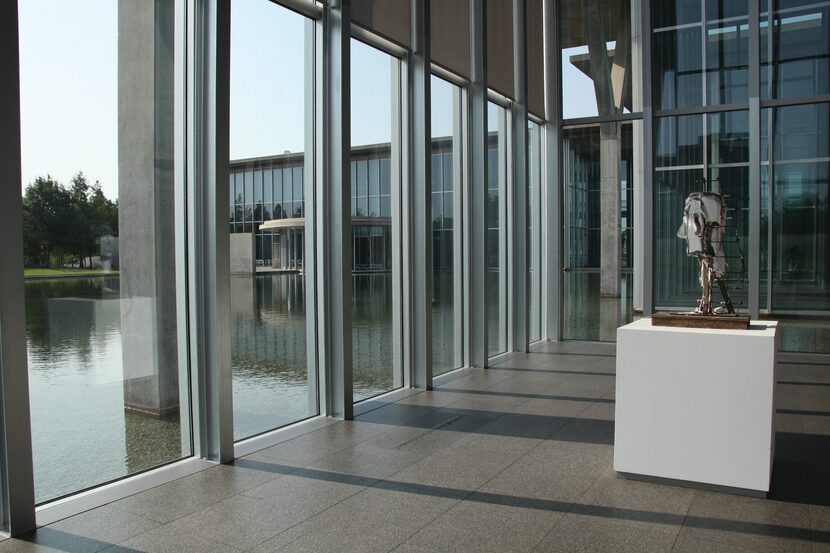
22;176;74;267
21;174;119;269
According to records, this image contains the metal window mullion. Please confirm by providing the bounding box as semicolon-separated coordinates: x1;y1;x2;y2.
392;55;406;390
641;0;655;316
453;86;466;368
411;0;432;389
469;0;489;367
319;0;352;418
511;0;528;353
174;0;193;459
748;0;761;318
304;16;321;416
0;1;36;535
543;0;562;340
188;0;234;462
500;107;512;354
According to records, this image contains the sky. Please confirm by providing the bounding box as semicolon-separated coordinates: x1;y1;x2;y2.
18;0;599;200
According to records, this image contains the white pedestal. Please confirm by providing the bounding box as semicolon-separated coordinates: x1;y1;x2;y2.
614;318;779;494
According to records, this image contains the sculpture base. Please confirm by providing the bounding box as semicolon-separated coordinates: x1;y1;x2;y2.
651;312;750;330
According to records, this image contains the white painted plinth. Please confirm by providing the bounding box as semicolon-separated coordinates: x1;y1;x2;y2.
614;318;779;494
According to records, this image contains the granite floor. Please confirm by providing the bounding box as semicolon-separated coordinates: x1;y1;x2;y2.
2;341;829;552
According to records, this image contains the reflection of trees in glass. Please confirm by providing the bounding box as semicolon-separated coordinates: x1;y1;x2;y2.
22;173;118;268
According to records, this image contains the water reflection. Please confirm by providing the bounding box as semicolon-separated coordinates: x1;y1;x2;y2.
564;272;636;341
432;271;458;376
352;273;395;401
26;278;182;504
24;272;829;502
231;274;311;440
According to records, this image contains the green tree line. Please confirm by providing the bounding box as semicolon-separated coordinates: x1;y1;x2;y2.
22;173;118;268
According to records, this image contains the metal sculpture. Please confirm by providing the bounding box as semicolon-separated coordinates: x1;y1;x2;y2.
676;191;735;315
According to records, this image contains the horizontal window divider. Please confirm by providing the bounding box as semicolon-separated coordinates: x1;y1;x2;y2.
764;1;830;19
655;164;706;171
562;113;642;127
35;458;215;527
431;63;468;88
487;89;513;108
652;21;705;33
233;416;338;458
350;23;408;58
705;14;751;26
708;162;751;168
528;113;546;125
655;103;748;117
760;95;830;109
764;309;830;317
767;156;830;165
564;267;635;273
271;0;323;20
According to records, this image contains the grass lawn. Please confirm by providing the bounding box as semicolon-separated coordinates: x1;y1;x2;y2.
24;268;119;278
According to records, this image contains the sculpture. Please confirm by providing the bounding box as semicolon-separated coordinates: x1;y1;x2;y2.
676;191;735;315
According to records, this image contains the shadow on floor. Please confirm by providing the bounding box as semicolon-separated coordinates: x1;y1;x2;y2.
770;431;830;507
233;458;830;544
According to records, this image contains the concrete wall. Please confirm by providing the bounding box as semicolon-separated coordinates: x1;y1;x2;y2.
230;232;255;274
118;0;179;419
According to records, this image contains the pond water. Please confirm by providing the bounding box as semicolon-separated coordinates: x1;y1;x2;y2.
25;272;461;503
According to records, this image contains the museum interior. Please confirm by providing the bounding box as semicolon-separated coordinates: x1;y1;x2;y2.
0;0;829;550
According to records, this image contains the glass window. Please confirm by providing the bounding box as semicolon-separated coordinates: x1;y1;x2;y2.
654;111;749;311
351;39;402;401
431;75;463;376
762;0;830;100
528;120;543;343
356;160;368;216
18;0;190;503
761;103;830;316
368;159;380;197
487;102;508;356
563;123;638;340
292;166;303;206
561;0;638;119
653;0;748;109
229;0;316;440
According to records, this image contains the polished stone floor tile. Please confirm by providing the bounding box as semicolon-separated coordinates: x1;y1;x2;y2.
10;342;826;553
399;496;564;553
102;523;244;553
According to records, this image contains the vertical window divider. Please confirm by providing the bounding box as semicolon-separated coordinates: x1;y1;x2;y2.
305;13;322;417
544;0;562;342
0;1;36;536
501;106;513;354
411;0;432;389
392;50;407;390
511;0;529;353
319;0;353;419
455;85;468;369
748;0;761;319
469;0;489;367
188;0;234;461
641;0;655;316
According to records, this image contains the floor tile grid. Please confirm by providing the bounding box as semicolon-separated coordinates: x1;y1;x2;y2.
384;354;613;553
1;350;643;553
240;354;600;552
239;353;609;552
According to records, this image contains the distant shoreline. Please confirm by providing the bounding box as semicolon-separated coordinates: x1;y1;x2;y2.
24;270;119;281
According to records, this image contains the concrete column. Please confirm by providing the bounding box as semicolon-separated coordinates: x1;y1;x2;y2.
600;121;621;297
118;0;179;419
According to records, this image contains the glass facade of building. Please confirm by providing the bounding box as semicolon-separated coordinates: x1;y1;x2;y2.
3;0;829;533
